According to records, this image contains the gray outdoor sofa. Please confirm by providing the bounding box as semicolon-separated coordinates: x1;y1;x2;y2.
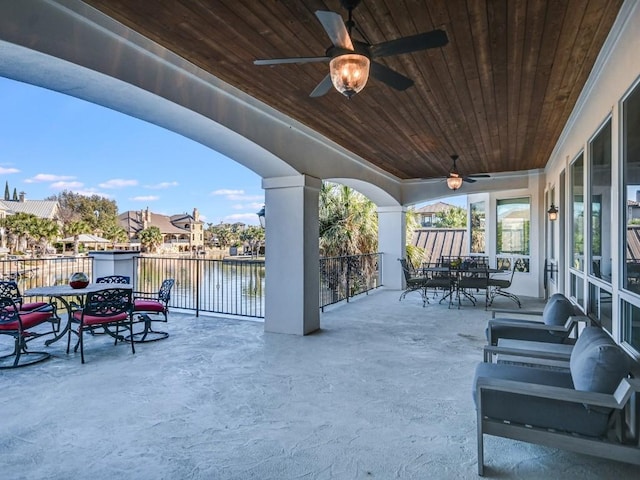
473;326;640;475
486;293;582;346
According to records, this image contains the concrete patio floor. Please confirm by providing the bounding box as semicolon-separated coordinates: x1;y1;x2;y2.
2;288;639;479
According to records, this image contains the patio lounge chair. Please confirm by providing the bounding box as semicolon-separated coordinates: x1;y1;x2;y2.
0;296;57;368
130;278;175;342
473;325;640;475
486;293;582;346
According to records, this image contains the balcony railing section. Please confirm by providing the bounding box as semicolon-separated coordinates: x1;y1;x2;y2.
1;253;382;320
0;256;94;289
134;256;265;318
319;253;382;310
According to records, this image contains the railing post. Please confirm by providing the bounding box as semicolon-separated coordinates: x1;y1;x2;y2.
346;257;351;303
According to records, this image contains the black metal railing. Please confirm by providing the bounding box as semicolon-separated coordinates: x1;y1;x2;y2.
0;256;94;289
319;253;382;310
133;256;265;318
3;252;382;319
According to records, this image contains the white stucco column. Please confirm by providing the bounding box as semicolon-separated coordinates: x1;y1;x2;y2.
90;251;138;281
262;174;321;335
378;206;406;290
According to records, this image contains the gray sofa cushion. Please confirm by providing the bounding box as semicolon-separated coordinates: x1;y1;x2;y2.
570;328;630;393
473;362;610;437
542;295;575;326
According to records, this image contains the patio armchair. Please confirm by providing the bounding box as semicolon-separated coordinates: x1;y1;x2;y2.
486;293;582;346
473;325;639;475
68;287;134;364
0;280;60;333
131;278;175;342
0;295;57;368
398;258;430;307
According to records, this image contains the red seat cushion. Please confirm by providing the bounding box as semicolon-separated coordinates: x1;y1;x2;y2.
133;299;165;313
73;311;129;326
21;302;50;311
0;311;52;330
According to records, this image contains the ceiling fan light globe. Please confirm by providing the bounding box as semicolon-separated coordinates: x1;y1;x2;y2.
330;54;370;97
446;175;463;191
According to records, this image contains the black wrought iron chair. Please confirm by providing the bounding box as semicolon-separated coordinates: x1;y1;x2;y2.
0;296;56;368
131;278;175;342
68;287;134;364
0;280;60;332
96;275;131;284
487;264;521;308
398;259;430;307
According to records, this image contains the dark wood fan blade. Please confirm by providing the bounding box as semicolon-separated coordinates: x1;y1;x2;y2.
315;11;354;50
370;29;448;58
254;57;330;65
370;62;413;90
463;177;477;183
310;74;333;97
468;174;491;178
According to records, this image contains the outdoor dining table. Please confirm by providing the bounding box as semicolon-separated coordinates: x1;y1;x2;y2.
421;264;502;308
24;283;134;346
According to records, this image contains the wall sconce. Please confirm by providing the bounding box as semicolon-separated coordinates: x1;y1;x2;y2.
257;206;265;228
547;204;558;221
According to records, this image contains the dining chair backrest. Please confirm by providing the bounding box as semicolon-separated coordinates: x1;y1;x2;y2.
0;281;25;308
96;275;131;284
84;288;133;317
157;279;175;305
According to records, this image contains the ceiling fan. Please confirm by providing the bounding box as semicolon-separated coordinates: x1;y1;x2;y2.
443;155;490;191
253;0;448;98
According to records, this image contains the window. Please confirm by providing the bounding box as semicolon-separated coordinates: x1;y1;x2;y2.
622;299;640;352
589;120;612;282
496;197;530;255
470;201;485;254
571;154;584;271
623;81;640;294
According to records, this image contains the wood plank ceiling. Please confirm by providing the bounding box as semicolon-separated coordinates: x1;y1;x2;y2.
83;0;623;180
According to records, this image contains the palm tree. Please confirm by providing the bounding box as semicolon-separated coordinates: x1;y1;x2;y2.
103;224;128;248
138;226;162;253
64;220;91;255
319;183;379;301
5;212;36;253
405;207;426;268
319;183;378;257
31;217;59;256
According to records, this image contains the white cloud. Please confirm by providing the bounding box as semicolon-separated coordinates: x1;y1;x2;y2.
99;179;138;189
130;195;159;202
76;189;111;199
0;167;20;175
223;212;260;223
50;181;83;189
231;204;244;210
212;189;244;196
25;173;75;183
146;181;179;189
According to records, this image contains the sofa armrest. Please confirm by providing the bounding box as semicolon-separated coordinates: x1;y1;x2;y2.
491;308;544;318
483;344;572;364
475;376;635;410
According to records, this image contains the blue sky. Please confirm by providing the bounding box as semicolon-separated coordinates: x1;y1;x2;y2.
0;76;464;225
0;77;265;226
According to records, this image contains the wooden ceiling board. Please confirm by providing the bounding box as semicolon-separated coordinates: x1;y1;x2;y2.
81;0;624;181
